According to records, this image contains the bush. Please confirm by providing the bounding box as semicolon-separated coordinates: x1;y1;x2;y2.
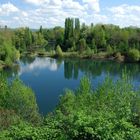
0;121;66;140
106;45;113;54
54;76;140;139
0;75;40;130
1;75;140;139
128;49;140;62
0;108;21;130
56;45;63;57
115;52;125;62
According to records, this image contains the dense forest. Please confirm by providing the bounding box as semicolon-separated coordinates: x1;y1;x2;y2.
0;18;140;70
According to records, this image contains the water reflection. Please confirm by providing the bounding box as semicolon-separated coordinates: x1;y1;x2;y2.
64;58;140;81
18;57;62;76
2;57;140;115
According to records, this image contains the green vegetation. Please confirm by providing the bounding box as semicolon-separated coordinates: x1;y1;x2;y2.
42;19;140;62
0;29;20;67
128;48;140;62
0;73;140;139
1;18;140;67
1;17;140;139
0;75;40;131
56;45;63;57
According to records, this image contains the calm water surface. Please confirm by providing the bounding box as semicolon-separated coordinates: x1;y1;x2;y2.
6;57;140;115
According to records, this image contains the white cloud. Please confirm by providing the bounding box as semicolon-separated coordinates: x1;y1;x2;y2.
83;0;100;12
23;0;49;6
108;4;140;27
1;1;140;28
0;2;19;16
16;0;88;27
0;0;102;27
109;4;140;15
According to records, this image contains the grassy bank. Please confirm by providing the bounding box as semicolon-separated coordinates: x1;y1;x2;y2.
50;51;126;63
20;48;140;64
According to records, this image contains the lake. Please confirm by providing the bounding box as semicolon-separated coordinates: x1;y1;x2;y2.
5;57;140;115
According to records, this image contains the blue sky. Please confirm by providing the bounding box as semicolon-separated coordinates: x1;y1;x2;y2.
0;0;140;28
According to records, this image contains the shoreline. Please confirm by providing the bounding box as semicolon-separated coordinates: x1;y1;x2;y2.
0;51;139;71
22;51;140;63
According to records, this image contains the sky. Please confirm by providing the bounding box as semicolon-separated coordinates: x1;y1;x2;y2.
0;0;140;28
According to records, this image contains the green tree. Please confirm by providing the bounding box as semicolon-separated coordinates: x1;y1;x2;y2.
74;18;80;43
39;25;43;34
79;38;87;52
64;18;74;51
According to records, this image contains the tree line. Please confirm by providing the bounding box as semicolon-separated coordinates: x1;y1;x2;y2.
0;18;140;68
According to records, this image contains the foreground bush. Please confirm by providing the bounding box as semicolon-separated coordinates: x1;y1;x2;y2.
0;75;40;130
54;76;140;139
0;75;140;139
0;108;21;131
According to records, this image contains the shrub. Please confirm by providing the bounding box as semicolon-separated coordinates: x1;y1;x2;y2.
106;45;113;54
1;75;140;140
128;49;140;62
115;52;125;62
0;108;21;130
0;75;40;129
54;76;140;139
56;45;63;57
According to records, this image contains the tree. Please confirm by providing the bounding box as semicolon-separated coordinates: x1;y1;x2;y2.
25;27;32;48
79;38;87;52
64;18;74;51
74;18;80;43
94;26;106;49
107;45;113;54
91;39;97;53
0;30;19;66
39;25;43;34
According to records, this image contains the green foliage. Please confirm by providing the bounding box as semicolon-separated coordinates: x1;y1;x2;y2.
115;52;124;62
77;76;91;94
94;25;106;49
79;38;87;53
56;45;63;57
1;20;140;62
128;48;140;62
0;121;66;140
54;75;140;139
1;74;140;139
0;30;19;66
106;45;113;54
0;108;21;131
14;28;30;52
14;28;47;53
0;75;40;130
